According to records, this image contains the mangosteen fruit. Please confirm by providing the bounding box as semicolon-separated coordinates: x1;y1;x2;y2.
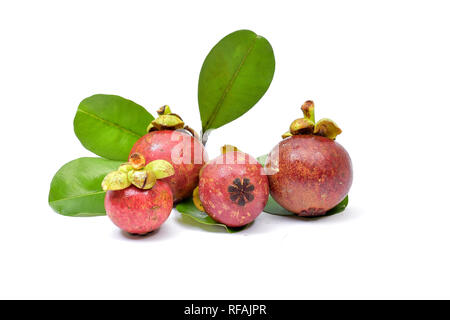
195;146;269;227
130;106;208;202
102;152;175;235
265;101;352;216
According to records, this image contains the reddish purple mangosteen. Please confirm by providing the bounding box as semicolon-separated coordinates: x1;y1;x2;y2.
130;106;208;203
265;101;353;216
196;146;269;227
101;152;175;235
105;182;172;235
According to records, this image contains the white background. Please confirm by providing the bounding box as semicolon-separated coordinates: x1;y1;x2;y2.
1;0;449;299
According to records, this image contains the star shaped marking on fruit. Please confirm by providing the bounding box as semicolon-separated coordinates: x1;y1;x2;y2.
228;178;255;206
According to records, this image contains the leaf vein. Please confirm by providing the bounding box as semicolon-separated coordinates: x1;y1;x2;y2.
77;108;142;138
49;191;105;203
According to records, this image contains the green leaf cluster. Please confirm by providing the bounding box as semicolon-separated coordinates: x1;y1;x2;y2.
49;95;153;216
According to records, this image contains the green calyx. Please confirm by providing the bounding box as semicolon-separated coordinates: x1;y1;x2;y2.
146;106;200;139
281;100;342;140
101;152;174;191
290;118;315;135
145;159;175;179
314;118;342;140
101;171;131;191
127;168;156;189
147;105;184;132
147;114;184;132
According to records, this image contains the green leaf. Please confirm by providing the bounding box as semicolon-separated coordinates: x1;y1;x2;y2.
264;194;349;217
263;194;297;216
257;154;349;217
49;157;122;217
198;29;275;133
325;196;349;216
256;154;268;166
74;94;154;161
176;197;247;233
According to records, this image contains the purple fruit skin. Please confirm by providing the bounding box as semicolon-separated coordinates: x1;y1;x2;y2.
266;135;352;216
130;130;208;203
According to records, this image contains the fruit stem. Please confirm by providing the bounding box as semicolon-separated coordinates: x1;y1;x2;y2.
301;100;315;123
201;129;211;146
129;152;146;169
157;105;172;115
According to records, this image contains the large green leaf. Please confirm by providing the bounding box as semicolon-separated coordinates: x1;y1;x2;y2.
74;94;154;161
198;30;275;134
257;154;349;217
176;197;247;233
49;157;122;217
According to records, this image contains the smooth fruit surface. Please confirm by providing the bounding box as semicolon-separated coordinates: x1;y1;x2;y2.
266;135;352;216
199;151;269;227
130;130;208;202
105;181;173;234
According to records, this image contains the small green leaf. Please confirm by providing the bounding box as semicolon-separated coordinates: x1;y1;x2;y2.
74;94;154;161
264;194;349;217
325;196;349;216
257;154;349;217
263;194;296;216
198;30;275;133
256;154;268;166
49;157;122;217
176;197;247;233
